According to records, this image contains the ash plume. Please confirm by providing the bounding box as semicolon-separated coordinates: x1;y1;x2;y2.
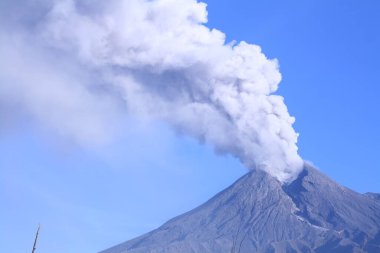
0;0;303;182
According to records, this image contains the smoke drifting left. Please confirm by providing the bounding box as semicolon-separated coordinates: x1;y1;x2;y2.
0;0;303;182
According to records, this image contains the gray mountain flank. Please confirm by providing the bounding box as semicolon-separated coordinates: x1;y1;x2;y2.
365;193;380;202
101;164;380;253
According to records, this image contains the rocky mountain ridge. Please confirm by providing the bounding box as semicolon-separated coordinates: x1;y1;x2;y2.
101;163;380;253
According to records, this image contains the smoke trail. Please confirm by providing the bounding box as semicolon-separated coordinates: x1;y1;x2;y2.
0;0;303;182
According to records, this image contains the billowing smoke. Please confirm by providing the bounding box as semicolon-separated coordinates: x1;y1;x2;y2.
0;0;304;182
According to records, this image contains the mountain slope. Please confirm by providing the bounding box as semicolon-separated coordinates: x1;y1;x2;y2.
101;164;380;253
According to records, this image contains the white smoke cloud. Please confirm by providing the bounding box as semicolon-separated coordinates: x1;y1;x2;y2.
0;0;303;182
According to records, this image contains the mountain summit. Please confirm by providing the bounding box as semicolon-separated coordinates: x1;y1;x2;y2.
101;164;380;253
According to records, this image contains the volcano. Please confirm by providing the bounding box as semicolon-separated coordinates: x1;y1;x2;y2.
100;163;380;253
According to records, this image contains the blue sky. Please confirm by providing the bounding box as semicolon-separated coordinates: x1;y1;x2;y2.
1;0;380;253
203;0;380;192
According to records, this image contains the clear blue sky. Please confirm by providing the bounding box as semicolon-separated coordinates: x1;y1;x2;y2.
1;0;380;253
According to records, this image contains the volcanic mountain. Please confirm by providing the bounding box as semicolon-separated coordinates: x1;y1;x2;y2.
101;163;380;253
